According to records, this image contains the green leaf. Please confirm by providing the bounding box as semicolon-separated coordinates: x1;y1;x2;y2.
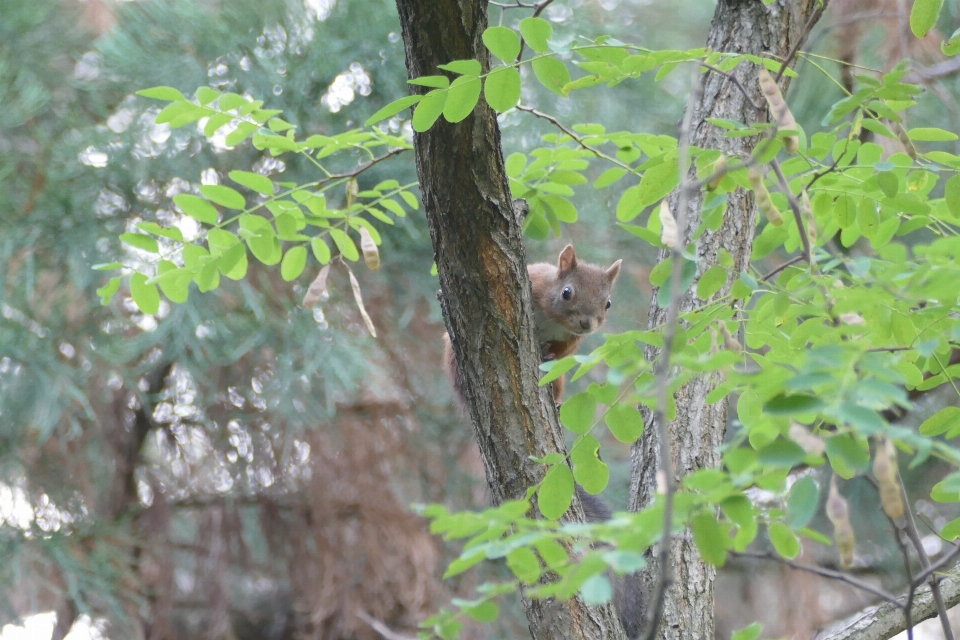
943;28;960;56
731;623;763;640
942;516;960;541
200;185;246;210
909;127;958;141
484;67;521;112
229;170;274;196
408;75;450;89
219;243;248;280
691;513;727;567
225;121;258;146
559;392;597;435
604;403;644;443
787;476;820;529
483;26;522;62
137;86;185;101
519;17;552;53
173;194;219;225
825;433;870;476
329;228;360;261
877;171;899;198
637;158;679;208
764;394;824;416
835;195;856;229
594;168;627;189
311;237;331;264
532;57;571;96
281;246;307;281
195;86;219;105
97;277;121;305
412;90;448;132
195;262;220;293
758;440;807;468
945;175;960;218
857;199;879;238
768;522;800;559
696;265;727;300
364;95;422;126
438;59;482;76
506;547;541;584
130;273;160;315
919;406;960;436
443;76;482;123
580;575;612;605
910;0;944;38
538;464;574;519
120;233;159;254
462;601;499;623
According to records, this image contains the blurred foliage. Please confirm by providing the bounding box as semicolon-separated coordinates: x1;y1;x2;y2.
4;0;960;639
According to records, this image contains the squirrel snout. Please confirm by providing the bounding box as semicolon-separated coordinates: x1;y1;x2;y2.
579;319;593;332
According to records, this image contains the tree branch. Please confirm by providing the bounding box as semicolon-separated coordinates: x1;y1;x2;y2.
814;573;960;640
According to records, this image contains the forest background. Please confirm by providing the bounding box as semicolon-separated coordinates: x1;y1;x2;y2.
4;0;960;639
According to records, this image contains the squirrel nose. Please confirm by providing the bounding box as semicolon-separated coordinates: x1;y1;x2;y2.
580;319;592;331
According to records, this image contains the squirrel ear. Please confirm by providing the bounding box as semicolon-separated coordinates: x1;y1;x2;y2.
558;244;577;272
606;259;622;282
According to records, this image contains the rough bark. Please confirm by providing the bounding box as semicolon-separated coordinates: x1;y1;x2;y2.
628;1;827;639
393;1;625;638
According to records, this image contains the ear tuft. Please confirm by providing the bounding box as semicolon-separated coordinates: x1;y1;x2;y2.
558;244;577;272
607;259;622;281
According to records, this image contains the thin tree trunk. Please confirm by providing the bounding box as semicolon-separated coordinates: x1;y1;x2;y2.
629;1;827;638
393;1;625;638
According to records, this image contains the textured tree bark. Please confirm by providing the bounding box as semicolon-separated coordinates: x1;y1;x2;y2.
628;1;827;638
393;1;625;638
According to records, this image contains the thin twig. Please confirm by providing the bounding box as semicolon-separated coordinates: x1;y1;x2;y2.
699;62;762;111
913;542;960;586
774;3;827;83
356;610;417;640
769;158;813;266
731;551;902;606
898;482;956;640
640;63;701;640
760;255;805;282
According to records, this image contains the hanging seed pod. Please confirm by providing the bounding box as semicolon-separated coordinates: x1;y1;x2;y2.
302;264;331;308
706;154;727;191
358;226;381;270
749;168;783;226
890;120;917;160
789;422;825;456
827;475;855;568
801;188;817;244
873;438;904;520
659;200;678;248
719;322;742;353
758;67;798;154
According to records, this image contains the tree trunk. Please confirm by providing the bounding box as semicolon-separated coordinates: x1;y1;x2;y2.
393;1;625;638
629;1;827;639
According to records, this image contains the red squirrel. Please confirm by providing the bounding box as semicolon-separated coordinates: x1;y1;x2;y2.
443;244;622;403
442;246;641;638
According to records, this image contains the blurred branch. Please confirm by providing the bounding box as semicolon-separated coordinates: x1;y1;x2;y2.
814;573;960;640
356;610;417;640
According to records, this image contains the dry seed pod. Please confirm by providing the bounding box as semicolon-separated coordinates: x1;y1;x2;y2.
827;475;855;568
789;422;825;456
749;169;784;226
302;264;331;308
347;267;377;337
890;120;917;160
873;438;904;520
358;226;381;270
659;200;678;248
719;322;742;353
706;154;727;191
758;67;798;154
801;189;817;244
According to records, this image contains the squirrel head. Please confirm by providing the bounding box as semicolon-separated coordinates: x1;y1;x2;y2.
551;244;622;335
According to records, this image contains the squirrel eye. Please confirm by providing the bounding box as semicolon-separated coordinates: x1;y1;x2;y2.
605;300;612;310
562;286;573;300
